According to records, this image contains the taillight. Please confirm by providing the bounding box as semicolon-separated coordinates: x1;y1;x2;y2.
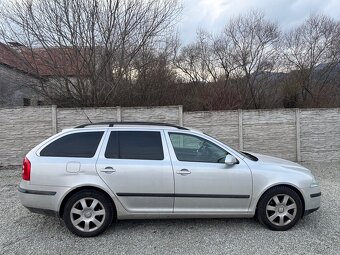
22;157;31;181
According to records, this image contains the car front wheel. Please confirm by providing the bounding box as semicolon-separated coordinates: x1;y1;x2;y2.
63;190;114;237
257;186;303;231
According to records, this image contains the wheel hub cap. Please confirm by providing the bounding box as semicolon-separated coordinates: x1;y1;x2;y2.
84;210;93;218
278;206;285;213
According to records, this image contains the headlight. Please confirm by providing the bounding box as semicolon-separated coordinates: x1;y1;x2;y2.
310;177;319;188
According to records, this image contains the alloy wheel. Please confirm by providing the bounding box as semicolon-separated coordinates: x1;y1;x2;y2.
265;194;297;226
70;197;106;232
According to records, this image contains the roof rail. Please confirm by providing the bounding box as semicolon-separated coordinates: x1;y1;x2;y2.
75;122;188;130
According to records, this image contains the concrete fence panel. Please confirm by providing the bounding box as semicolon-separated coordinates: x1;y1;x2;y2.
0;107;53;165
121;106;181;125
300;108;340;162
242;109;297;161
0;105;339;166
57;107;119;131
183;110;239;149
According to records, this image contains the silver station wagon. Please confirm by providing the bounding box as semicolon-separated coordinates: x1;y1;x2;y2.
19;122;321;237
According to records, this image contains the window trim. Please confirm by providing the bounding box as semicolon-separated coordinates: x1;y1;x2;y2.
168;132;228;164
104;130;165;161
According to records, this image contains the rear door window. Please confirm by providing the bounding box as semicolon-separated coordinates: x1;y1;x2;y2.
40;132;104;158
105;131;164;160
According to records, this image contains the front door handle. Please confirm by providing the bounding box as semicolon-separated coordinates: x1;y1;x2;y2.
100;166;116;174
176;169;191;176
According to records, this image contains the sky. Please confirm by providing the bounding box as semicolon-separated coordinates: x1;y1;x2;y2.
178;0;340;44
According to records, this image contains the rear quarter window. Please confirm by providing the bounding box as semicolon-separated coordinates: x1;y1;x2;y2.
40;132;104;158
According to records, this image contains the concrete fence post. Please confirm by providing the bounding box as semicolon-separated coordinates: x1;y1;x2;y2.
178;105;183;126
238;109;244;151
295;108;301;162
117;106;122;122
52;105;58;134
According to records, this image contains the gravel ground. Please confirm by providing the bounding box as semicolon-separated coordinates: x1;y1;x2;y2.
0;162;339;255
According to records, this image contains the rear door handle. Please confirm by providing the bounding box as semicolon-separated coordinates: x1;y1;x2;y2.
176;169;191;176
100;166;116;174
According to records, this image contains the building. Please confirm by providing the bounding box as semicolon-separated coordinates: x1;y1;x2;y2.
0;42;89;106
0;42;44;106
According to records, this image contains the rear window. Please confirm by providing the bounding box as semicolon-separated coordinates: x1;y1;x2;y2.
40;132;104;158
105;131;164;160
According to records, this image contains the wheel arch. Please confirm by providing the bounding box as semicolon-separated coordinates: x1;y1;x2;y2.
59;186;117;219
255;184;305;216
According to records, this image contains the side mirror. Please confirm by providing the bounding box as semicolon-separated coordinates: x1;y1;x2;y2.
225;154;238;165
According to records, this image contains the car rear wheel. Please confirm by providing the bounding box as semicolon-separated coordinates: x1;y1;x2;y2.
257;186;303;231
63;190;114;237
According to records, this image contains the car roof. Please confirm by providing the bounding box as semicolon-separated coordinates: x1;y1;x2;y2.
74;122;188;130
62;122;202;133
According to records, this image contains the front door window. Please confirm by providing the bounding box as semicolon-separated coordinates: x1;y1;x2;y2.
169;132;227;163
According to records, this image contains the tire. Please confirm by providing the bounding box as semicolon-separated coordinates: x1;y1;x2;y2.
63;189;114;237
257;186;303;231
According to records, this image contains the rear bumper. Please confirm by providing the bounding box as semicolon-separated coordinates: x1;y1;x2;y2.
18;187;59;217
18;187;57;196
18;180;71;217
25;206;58;217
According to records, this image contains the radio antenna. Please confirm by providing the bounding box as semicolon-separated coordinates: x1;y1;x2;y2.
82;109;93;124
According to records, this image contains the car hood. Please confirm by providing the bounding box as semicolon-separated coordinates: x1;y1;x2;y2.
245;152;311;174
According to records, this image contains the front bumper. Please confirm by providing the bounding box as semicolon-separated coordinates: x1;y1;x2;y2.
301;186;321;216
304;206;320;216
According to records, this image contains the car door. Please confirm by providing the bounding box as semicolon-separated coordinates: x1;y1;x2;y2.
165;131;252;214
96;129;174;213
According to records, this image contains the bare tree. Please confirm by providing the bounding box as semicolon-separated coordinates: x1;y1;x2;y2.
174;29;220;83
174;11;280;109
127;35;180;106
282;14;340;106
2;2;340;110
223;10;280;108
0;0;181;106
174;42;210;84
195;30;220;82
211;34;238;86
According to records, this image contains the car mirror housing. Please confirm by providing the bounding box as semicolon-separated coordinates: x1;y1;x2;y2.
225;154;238;165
